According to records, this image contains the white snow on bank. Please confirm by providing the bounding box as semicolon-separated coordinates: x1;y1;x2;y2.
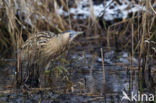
59;0;146;20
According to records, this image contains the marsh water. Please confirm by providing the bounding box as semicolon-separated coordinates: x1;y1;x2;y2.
0;46;153;103
0;0;155;103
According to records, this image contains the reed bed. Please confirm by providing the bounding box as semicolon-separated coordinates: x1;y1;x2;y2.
0;0;155;90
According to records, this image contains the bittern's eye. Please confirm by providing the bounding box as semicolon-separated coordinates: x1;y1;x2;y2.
69;33;74;38
69;34;72;38
68;31;76;38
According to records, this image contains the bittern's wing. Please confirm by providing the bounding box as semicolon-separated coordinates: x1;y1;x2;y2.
22;31;57;49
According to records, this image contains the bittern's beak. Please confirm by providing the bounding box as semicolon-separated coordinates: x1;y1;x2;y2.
70;31;83;42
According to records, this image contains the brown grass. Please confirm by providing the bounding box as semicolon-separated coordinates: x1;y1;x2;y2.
0;0;155;88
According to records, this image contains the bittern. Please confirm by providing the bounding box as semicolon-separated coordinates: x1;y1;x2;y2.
18;30;83;87
21;30;83;66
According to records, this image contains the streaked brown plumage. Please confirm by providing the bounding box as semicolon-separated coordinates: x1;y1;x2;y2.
18;30;83;87
21;30;83;66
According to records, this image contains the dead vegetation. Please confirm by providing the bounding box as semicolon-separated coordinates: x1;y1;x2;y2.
0;0;155;91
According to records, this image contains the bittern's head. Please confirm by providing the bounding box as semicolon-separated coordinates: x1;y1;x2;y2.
63;30;83;43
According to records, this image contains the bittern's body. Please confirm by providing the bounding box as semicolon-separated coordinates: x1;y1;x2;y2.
21;31;82;66
19;30;83;87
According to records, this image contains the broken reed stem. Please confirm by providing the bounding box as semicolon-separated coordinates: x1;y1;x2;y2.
129;23;134;91
16;31;23;88
101;48;106;102
16;44;21;88
101;48;106;84
131;24;134;66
